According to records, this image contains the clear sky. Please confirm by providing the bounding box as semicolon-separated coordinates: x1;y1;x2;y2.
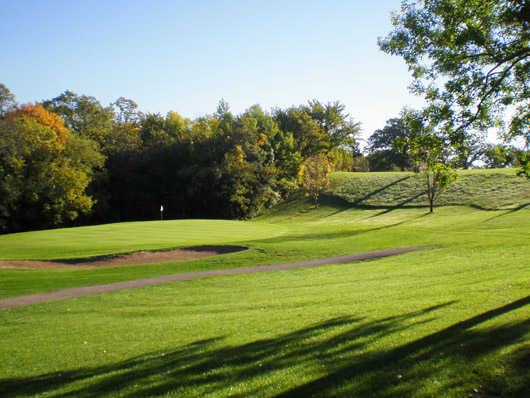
1;0;426;144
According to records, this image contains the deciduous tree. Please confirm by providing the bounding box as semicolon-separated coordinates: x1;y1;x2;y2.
298;154;332;206
43;91;115;152
0;104;103;232
379;0;529;173
403;111;457;213
367;118;413;171
0;84;16;116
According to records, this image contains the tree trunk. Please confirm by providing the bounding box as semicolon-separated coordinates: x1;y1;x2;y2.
426;172;434;213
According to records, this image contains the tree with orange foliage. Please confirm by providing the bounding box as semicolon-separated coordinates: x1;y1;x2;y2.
0;101;104;232
7;103;70;143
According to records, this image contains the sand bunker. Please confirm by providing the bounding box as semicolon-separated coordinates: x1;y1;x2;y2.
0;245;248;269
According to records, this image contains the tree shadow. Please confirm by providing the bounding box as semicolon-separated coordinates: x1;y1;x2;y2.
255;221;408;244
367;192;427;218
2;297;528;397
279;295;530;397
261;193;352;220
480;202;530;223
348;176;412;206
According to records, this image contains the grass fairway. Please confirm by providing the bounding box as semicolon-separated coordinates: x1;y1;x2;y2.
0;194;529;396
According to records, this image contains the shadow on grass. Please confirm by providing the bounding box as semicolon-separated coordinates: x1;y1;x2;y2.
367;192;427;218
348;176;412;206
2;297;529;397
255;222;407;244
260;193;352;220
480;202;530;222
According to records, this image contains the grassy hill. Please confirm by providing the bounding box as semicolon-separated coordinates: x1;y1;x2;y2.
0;179;529;396
330;168;530;210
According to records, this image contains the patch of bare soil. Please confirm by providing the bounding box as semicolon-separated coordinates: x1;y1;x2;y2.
0;245;248;270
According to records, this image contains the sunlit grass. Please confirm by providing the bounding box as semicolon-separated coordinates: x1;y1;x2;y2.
1;174;529;397
1;195;529;396
0;219;286;260
331;168;530;210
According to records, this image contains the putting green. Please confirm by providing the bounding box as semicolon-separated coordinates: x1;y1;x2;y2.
0;219;287;260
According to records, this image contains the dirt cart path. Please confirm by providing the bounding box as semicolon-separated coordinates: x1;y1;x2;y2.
0;247;434;311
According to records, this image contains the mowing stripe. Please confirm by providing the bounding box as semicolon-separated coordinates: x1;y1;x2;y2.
0;247;435;310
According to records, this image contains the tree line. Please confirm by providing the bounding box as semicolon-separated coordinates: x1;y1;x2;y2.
364;116;528;172
1;77;526;232
0;84;361;233
2;1;528;229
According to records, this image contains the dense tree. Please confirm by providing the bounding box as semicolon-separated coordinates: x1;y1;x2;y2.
9;103;70;141
274;100;360;158
140;111;191;147
2;84;360;230
481;143;520;168
328;147;356;171
367;118;413;171
0;104;103;231
298;154;332;206
379;0;529;172
274;106;328;158
303;100;361;151
517;152;529;177
43;91;115;151
450;132;486;169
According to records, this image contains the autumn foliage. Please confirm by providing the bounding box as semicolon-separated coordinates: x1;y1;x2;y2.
1;84;360;232
298;154;332;206
0;102;103;232
7;103;70;143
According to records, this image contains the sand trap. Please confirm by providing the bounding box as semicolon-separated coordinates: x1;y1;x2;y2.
0;245;248;269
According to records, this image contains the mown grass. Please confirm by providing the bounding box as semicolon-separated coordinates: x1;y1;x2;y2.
0;219;287;260
331;168;530;210
0;192;529;396
1;201;527;300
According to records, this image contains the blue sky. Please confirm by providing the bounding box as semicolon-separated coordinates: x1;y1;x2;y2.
1;0;425;143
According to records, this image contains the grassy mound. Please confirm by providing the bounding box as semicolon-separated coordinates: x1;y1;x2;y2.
330;169;530;210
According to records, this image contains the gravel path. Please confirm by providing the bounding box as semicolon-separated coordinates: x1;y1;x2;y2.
0;247;433;311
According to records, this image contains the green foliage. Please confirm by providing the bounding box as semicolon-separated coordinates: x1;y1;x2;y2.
100;100;357;222
273;100;360;158
407;133;457;212
0;114;103;232
3;85;361;230
0;84;16;116
43;91;116;152
481;143;520;168
379;0;529;169
516;150;530;178
367;117;412;171
329;147;368;172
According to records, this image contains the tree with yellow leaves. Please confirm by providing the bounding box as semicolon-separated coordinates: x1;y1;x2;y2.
298;154;331;206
